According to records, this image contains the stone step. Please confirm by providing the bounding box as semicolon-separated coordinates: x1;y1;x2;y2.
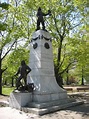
28;98;75;109
22;100;84;115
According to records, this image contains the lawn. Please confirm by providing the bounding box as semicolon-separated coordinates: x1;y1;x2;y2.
2;86;15;95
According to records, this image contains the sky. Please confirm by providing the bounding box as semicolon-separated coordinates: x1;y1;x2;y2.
0;0;7;3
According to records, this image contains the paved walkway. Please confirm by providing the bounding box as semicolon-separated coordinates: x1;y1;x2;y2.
0;92;89;119
0;103;89;119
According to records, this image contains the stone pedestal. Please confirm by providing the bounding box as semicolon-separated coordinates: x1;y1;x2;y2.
9;92;32;109
27;30;67;103
9;30;83;115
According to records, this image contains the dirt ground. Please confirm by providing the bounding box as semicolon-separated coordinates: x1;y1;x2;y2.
0;87;89;119
0;95;9;101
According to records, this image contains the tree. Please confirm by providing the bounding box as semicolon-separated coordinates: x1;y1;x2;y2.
0;0;35;94
0;1;30;94
47;0;85;86
74;24;89;85
0;2;13;94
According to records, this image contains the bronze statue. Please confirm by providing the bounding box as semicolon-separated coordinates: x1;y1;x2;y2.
36;7;51;30
14;60;31;90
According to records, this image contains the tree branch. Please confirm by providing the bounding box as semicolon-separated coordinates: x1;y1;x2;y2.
1;67;7;74
53;13;61;39
59;61;74;75
71;23;82;29
62;15;66;38
59;44;66;68
2;40;17;60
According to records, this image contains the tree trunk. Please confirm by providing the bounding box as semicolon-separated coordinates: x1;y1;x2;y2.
4;79;7;85
12;77;14;87
81;68;84;85
0;73;2;94
0;58;2;94
57;39;62;62
55;38;63;87
81;76;84;85
66;69;69;85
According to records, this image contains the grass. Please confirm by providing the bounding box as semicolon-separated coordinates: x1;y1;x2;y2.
2;86;15;96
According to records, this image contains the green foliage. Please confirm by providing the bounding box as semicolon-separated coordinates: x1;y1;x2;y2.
0;0;88;88
0;23;8;31
0;2;9;10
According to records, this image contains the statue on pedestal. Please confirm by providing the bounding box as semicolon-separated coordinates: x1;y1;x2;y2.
36;7;51;31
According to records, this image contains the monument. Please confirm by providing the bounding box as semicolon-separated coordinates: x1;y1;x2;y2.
9;8;83;115
27;30;67;102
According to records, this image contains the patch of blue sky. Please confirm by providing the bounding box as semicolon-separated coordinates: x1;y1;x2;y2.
0;0;8;3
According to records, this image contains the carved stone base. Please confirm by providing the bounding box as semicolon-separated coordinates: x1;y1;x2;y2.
9;91;32;109
32;91;67;103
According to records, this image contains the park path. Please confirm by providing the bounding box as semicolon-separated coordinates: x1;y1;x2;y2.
0;103;89;119
0;87;89;119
